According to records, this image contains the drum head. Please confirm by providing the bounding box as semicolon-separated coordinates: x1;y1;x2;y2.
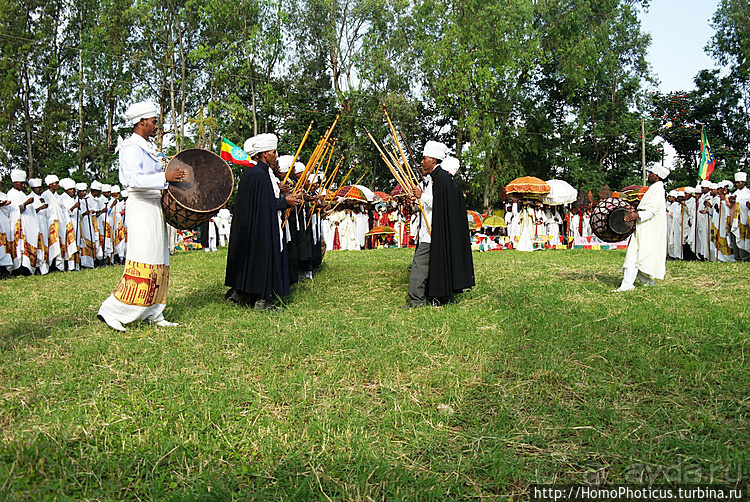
165;149;233;212
608;207;635;234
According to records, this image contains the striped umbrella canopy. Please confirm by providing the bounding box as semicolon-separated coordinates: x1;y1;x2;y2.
335;185;367;201
506;176;551;195
467;210;483;230
374;191;391;202
352;184;376;201
366;225;397;236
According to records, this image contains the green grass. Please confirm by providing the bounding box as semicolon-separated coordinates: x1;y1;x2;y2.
1;248;748;500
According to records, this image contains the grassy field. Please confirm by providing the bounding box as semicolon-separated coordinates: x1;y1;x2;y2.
0;247;748;500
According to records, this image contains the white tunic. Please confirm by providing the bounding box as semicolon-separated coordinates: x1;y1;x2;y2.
623;180;666;280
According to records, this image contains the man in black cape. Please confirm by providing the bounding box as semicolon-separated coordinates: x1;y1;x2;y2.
403;142;474;308
225;134;302;310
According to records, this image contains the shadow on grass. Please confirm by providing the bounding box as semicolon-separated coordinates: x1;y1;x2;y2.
0;314;89;347
558;271;622;287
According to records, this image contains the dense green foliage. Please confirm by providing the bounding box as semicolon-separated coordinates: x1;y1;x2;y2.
1;248;749;499
0;0;748;209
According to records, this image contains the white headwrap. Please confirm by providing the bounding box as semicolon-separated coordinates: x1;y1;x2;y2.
111;185;121;193
243;137;257;157
45;175;59;185
684;187;696;194
735;172;747;182
125;101;158;125
649;165;670;179
91;181;103;191
60;178;75;190
121;189;128;197
102;184;111;192
709;182;719;190
75;182;87;191
442;156;460;176
423;141;448;161
700;180;711;188
28;178;42;188
10;169;26;182
720;180;734;190
277;155;294;172
294;162;305;175
253;133;278;154
668;190;678;198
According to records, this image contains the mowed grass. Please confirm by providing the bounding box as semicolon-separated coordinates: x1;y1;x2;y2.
0;247;748;500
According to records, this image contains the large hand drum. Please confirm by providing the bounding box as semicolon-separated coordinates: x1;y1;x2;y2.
161;149;234;230
590;197;636;243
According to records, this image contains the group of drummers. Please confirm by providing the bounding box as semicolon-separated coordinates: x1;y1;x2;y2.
665;173;750;262
0;170;129;276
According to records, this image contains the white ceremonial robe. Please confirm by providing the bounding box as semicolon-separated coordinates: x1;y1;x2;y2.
59;192;81;270
516;207;535;252
667;201;683;259
31;193;50;274
6;188;42;273
0;192;13;270
715;200;734;262
622;180;667;281
99;133;171;327
693;194;711;259
735;187;750;254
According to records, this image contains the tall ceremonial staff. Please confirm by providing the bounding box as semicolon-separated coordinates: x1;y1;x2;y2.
363;125;431;235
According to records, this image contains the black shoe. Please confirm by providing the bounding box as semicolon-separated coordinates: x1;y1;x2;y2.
253;299;280;312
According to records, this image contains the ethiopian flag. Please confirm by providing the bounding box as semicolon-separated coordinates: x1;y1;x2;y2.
698;127;716;180
220;137;254;167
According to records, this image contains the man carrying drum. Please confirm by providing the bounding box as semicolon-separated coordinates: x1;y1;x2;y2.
613;165;669;292
98;101;186;332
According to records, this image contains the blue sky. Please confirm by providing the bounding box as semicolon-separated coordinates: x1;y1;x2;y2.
638;0;723;93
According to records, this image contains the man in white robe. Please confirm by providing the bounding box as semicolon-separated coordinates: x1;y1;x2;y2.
41;175;73;272
217;207;231;247
614;165;668;292
733;172;749;261
28;178;50;274
6;169;42;274
692;180;711;260
98;101;186;331
0;187;13;272
714;181;734;262
76;182;97;269
681;188;696;260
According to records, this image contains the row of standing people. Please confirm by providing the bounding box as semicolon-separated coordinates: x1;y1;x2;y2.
665;173;750;262
0;171;128;276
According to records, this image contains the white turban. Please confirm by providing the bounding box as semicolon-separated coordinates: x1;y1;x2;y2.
253;133;278;154
75;182;87;191
102;184;111;192
442;156;460;176
28;178;42;188
423;141;448;161
649;165;670;179
243;137;257;157
684;187;696;194
111;185;121;193
60;178;75;190
668;190;678;197
45;175;59;186
121;189;128;197
709;182;719;190
125;101;158;125
700;180;711;188
91;181;103;190
10;169;26;182
720;180;734;190
735;172;747;182
294;162;305;175
277;155;294;172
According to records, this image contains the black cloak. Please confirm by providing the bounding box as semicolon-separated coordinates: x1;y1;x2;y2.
225;161;291;301
426;166;475;297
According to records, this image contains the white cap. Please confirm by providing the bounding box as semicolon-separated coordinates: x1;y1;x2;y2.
294;161;305;175
75;182;87;191
442;156;460;176
668;190;678;197
91;181;103;190
243;137;257;157
277;155;294;172
684;187;696;194
125;101;158;124
709;182;719;190
45;175;59;185
121;189;128;197
10;169;26;182
102;184;111;192
252;133;278;154
735;172;747;182
720;180;734;190
700;180;711;188
423;141;448;161
28;178;42;188
649;165;670;179
110;185;121;193
60;178;76;190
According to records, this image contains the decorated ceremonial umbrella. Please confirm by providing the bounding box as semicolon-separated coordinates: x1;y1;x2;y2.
352;184;376;202
541;179;577;205
335;185;367;202
481;215;505;229
390;185;407;198
619;185;648;205
366;225;397;236
505;176;551;196
374;191;391;202
467;210;483;230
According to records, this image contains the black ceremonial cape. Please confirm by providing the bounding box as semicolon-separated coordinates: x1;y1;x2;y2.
225;161;291;301
426;166;475;297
